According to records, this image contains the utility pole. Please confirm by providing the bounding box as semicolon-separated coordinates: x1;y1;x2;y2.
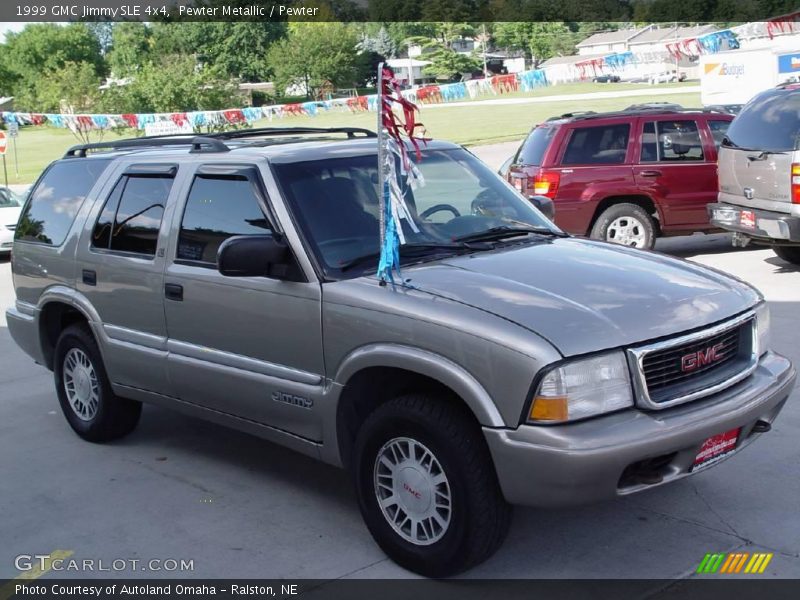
482;24;488;76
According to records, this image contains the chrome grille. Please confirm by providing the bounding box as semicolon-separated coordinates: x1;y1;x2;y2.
628;313;758;410
642;326;740;392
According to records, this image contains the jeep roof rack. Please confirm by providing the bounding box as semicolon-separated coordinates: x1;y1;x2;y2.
64;126;378;158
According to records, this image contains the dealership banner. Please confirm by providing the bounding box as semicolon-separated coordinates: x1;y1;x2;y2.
0;0;797;22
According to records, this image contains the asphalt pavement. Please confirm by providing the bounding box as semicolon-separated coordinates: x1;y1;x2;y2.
1;144;799;583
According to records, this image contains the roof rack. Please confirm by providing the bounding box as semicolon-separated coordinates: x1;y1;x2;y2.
64;135;230;158
63;126;378;158
209;126;377;141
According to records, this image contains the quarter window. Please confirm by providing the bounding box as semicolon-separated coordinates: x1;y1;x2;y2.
562;124;630;165
177;174;272;265
641;120;704;162
707;120;731;149
16;159;111;246
92;174;172;256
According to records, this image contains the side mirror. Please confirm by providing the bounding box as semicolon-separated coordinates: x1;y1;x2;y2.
529;195;555;221
217;234;288;277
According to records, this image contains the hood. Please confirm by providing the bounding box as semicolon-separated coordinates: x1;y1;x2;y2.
404;238;759;357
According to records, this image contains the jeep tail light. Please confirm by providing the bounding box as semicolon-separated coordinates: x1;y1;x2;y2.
530;171;560;199
792;164;800;204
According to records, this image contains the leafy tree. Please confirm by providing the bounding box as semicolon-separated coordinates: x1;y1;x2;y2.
423;46;482;81
107;22;152;76
357;26;398;59
267;23;362;98
3;23;105;80
494;22;575;66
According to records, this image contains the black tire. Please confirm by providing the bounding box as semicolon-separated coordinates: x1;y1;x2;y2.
353;394;512;577
590;203;657;249
773;245;800;266
54;324;141;443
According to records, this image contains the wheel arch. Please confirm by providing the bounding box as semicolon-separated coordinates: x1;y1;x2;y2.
330;344;505;470
588;195;662;236
37;287;102;371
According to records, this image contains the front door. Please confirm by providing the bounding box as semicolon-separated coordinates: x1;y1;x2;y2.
633;117;718;229
162;164;325;441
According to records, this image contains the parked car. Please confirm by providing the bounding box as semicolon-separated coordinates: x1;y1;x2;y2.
0;186;24;255
6;128;795;576
709;84;800;265
593;74;621;83
650;70;687;84
506;108;735;248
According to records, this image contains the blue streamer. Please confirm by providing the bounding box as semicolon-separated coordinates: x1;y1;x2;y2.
518;69;548;91
377;179;401;283
604;52;635;70
698;30;739;54
242;107;262;122
367;95;379;112
301;102;318;116
440;82;467;102
136;114;156;129
188;112;205;127
91;115;109;129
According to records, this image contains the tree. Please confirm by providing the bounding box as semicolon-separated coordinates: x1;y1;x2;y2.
32;61;103;143
357;27;398;59
267;23;362;98
107;22;152;76
494;22;575;66
423;47;482;81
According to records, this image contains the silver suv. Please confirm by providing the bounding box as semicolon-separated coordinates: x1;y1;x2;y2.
709;84;800;265
6;128;796;576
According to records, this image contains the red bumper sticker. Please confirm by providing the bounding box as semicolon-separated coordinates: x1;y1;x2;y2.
692;427;741;471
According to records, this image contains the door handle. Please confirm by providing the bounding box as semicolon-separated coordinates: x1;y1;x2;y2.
82;270;97;286
164;283;184;301
639;170;662;177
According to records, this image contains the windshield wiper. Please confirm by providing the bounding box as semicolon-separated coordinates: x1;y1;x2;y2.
338;242;479;272
454;225;563;244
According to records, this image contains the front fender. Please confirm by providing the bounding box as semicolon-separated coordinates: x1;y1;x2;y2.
334;343;505;428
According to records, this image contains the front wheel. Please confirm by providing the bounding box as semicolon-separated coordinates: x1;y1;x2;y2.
773;245;800;266
591;203;657;249
353;394;511;577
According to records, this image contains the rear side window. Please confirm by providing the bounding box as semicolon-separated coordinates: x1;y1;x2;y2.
562;124;630;165
15;159;111;246
516;125;557;165
177;175;272;265
725;89;800;152
92;174;173;256
640;121;704;162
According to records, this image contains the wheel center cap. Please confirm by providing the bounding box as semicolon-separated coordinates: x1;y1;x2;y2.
396;467;431;515
75;369;91;400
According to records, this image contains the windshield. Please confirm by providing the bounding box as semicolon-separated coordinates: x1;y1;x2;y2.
274;147;559;278
0;188;22;208
724;89;800;153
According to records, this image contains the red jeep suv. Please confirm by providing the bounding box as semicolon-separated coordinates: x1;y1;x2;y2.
507;108;734;249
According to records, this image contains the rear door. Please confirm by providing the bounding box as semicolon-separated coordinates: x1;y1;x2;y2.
633;116;718;228
553;119;635;233
718;90;798;213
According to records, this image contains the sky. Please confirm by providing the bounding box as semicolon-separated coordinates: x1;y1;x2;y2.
0;22;28;42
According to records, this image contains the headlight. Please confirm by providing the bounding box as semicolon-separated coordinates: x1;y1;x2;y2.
756;303;770;356
528;351;633;423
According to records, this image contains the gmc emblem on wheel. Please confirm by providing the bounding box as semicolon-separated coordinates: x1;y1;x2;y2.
681;342;726;372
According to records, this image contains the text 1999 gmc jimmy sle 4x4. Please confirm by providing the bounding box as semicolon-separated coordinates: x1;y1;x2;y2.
6;127;796;576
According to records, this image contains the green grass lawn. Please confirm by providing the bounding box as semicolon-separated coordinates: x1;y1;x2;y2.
5;84;700;185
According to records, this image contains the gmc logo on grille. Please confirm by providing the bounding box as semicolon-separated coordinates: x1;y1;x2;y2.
681;342;726;372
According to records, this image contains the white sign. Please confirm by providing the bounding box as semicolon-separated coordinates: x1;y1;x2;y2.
144;120;194;137
8;122;19;138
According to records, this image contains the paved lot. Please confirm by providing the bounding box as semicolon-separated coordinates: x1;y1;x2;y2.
1;149;799;582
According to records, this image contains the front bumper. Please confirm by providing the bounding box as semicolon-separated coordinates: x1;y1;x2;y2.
485;351;795;507
708;202;800;243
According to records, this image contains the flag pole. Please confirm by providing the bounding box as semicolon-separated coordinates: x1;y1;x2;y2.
377;62;387;284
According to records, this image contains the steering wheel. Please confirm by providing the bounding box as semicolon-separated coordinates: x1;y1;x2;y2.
420;203;461;220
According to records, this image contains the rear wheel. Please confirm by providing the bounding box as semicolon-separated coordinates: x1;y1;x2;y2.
54;324;142;442
591;203;656;249
773;245;800;266
353;394;511;577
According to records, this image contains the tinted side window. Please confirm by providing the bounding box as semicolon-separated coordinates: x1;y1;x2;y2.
516;125;557;165
177;175;272;264
641;121;704;161
708;120;730;148
16;159;111;245
725;89;800;152
92;175;172;256
562;124;629;165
